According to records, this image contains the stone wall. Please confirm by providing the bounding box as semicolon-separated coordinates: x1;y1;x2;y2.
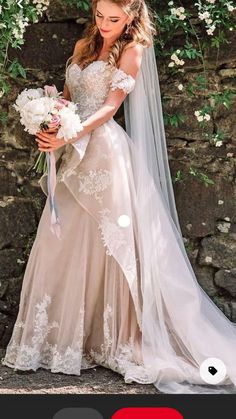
0;1;235;348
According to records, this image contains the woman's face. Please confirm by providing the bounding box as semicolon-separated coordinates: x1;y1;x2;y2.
95;0;131;40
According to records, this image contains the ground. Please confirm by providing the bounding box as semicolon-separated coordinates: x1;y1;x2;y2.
0;350;158;394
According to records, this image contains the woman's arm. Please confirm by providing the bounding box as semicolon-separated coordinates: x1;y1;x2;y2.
68;43;143;144
63;83;71;101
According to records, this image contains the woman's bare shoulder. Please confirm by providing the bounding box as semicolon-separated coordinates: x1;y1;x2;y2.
123;41;144;53
73;38;86;53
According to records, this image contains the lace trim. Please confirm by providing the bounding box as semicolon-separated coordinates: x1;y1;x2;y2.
110;68;136;94
1;293;156;383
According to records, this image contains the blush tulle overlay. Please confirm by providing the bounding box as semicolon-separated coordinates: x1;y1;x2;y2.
2;59;236;394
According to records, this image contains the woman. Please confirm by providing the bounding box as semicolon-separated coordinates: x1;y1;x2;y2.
2;0;236;394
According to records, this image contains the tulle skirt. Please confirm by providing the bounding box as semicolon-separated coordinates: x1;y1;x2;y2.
2;118;236;394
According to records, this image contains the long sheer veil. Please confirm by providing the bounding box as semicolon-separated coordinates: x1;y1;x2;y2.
123;44;236;394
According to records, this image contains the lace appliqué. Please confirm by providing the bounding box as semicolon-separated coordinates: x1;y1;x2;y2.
87;303;157;384
98;208;136;278
78;169;112;204
98;208;128;256
1;294;88;375
110;68;136;94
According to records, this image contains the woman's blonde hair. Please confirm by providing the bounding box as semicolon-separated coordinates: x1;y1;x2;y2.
66;0;157;71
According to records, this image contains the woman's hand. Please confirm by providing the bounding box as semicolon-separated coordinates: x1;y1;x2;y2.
35;130;67;152
35;125;85;152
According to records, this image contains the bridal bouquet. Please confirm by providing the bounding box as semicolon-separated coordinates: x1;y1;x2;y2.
13;84;83;174
13;84;84;239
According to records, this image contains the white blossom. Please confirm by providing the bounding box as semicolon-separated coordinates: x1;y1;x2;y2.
20;97;55;134
170;52;185;67
13;88;44;112
215;140;223;147
207;25;216;35
218;200;224;205
199;11;210;20
56;107;83;141
206;0;216;3
178;84;184;91
171;6;186;20
204;113;211;121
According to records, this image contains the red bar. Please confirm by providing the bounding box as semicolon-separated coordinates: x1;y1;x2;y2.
112;407;183;419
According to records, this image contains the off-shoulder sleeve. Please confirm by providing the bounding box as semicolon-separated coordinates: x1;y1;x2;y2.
110;67;136;94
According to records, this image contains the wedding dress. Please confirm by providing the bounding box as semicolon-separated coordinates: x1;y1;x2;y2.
2;50;236;394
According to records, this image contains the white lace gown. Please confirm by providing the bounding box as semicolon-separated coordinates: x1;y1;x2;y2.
2;59;236;394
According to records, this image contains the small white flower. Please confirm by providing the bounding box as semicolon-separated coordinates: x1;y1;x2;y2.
197;115;204;122
215;140;223;147
204;113;211;121
178;84;184;91
218;200;224;205
199;11;210;20
168;62;175;67
205;256;212;263
205;18;213;25
171;53;178;61
168;1;174;5
207;25;216;35
206;0;216;3
226;152;233;157
227;4;235;12
194;110;200;117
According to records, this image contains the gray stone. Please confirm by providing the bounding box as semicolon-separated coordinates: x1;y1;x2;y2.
8;22;84;70
199;233;236;269
0;199;37;249
0;249;26;279
214;269;236;298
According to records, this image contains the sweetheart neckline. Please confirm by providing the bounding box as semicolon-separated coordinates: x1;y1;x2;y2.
69;60;108;73
66;60;136;83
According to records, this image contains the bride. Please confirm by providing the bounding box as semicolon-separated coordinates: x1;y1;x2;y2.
2;0;236;394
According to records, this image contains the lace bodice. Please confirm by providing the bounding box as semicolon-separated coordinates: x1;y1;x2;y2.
65;60;136;122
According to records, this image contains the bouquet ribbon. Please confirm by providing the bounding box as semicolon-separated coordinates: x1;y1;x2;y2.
46;151;61;239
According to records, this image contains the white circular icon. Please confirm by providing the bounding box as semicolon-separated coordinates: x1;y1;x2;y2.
117;214;130;227
200;357;227;385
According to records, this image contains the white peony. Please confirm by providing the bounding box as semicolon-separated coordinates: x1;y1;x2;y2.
20;97;55;135
13;88;44;112
56;107;83;141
